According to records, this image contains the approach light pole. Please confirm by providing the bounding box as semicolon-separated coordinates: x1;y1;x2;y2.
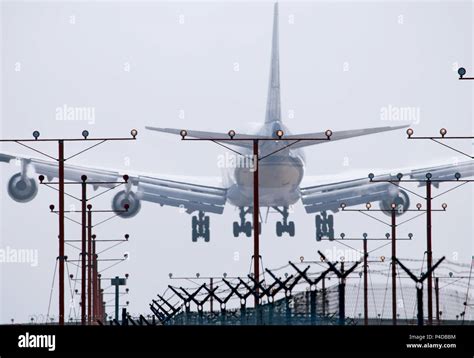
318;231;413;325
368;164;472;325
48;199;130;325
340;200;445;325
180;129;331;306
0;129;136;324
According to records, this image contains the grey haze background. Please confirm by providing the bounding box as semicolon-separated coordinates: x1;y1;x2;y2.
0;0;472;323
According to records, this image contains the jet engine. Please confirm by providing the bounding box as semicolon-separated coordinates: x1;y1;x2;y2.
379;190;410;216
7;173;38;202
112;190;141;218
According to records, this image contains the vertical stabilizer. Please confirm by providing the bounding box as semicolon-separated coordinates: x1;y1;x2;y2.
264;3;281;124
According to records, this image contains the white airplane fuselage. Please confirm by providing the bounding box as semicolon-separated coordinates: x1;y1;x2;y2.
225;121;305;208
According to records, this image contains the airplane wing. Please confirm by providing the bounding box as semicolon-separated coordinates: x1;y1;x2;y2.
0;152;227;215
299;160;474;214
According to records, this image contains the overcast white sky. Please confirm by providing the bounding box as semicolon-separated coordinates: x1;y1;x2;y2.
0;0;472;323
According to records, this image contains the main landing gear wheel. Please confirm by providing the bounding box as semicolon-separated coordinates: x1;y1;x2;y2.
274;207;295;237
192;211;210;242
315;211;334;241
233;207;259;237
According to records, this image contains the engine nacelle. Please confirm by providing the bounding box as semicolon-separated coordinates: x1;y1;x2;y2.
379;190;410;216
7;173;38;203
112;190;141;218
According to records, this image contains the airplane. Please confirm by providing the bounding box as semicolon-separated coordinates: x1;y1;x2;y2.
1;3;473;242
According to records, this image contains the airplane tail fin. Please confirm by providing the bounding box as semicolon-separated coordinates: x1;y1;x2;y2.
265;3;282;124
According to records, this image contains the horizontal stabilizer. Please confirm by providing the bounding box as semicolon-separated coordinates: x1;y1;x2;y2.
145;126;256;148
284;125;408;149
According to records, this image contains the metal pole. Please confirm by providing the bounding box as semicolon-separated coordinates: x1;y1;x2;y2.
426;181;433;325
87;207;92;325
310;289;316;325
98;278;103;321
322;276;326;317
210;278;213;312
58;140;65;325
81;177;87;325
417;286;424;326
435;277;440;325
363;238;368;325
391;207;397;325
339;262;345;326
114;277;119;322
92;236;97;323
253;139;260;307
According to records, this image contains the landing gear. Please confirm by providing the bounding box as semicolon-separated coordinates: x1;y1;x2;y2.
192;211;210;242
315;211;334;241
233;207;261;237
274;207;295;237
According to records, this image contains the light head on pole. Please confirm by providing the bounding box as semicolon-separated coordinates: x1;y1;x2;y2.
130;129;138;139
32;131;40;140
458;67;466;79
180;130;187;139
325;129;333;139
82;130;89;139
439;128;447;137
276;129;284;139
228;130;236;139
406;128;414;138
